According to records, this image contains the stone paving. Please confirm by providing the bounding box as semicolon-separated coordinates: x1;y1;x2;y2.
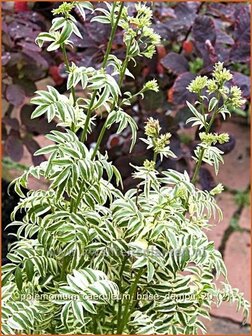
206;120;251;330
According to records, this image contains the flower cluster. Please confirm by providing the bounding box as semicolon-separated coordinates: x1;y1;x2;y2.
52;2;76;17
212;62;233;84
187;76;208;93
120;3;161;59
154;133;172;153
35;2;87;52
142;118;175;161
229;86;246;108
207;79;218;93
144;117;160;138
199;132;230;145
143;79;159;93
132;4;152;28
141;27;161;58
143;159;156;171
187;62;246;110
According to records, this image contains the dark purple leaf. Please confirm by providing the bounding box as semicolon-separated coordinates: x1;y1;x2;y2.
206;3;236;23
69;23;97;48
216;29;234;46
123;175;139;192
175;106;195;127
192;15;216;45
22;63;46;81
2;117;20;131
154;5;176;19
160;157;177;171
5;130;24;162
192;15;219;66
8;21;36;41
114;156;134;179
232;72;250;99
22;50;48;70
230;42;250;63
4;52;23;69
18;41;41;52
199;167;216;191
152;22;172;40
170;134;182;159
20;105;57;135
176;158;191;174
2;52;11;66
161;52;189;75
158;3;200;41
213;44;230;63
23;137;45;166
233;5;250;43
13;78;37;97
158;115;179;133
84;21;110;45
2;32;15;49
171;72;196;105
6;84;25;107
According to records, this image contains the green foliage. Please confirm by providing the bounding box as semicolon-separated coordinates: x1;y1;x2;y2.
234;190;250;208
2;2;250;335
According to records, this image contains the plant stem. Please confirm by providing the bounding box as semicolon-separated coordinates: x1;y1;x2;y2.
116;256;128;333
91;37;133;160
191;148;205;185
117;268;144;334
119;54;130;88
60;257;68;281
61;45;76;105
102;2;123;68
91;120;108;160
80;2;124;143
80;93;96;142
191;98;220;185
74;3;124;211
61;44;77;132
153;151;158;164
73;179;86;212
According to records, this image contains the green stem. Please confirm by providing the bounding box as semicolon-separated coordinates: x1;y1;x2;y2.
102;2;123;69
119;55;130;88
91;119;108;160
61;44;77;132
60;257;68;281
91;37;133;160
80;2;124;143
73;179;86;213
191;95;220;185
80;93;96;143
117;268;144;334
61;44;76;105
116;256;128;332
191;148;205;185
153;151;158;164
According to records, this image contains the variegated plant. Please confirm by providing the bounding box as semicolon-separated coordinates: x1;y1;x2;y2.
2;2;250;335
